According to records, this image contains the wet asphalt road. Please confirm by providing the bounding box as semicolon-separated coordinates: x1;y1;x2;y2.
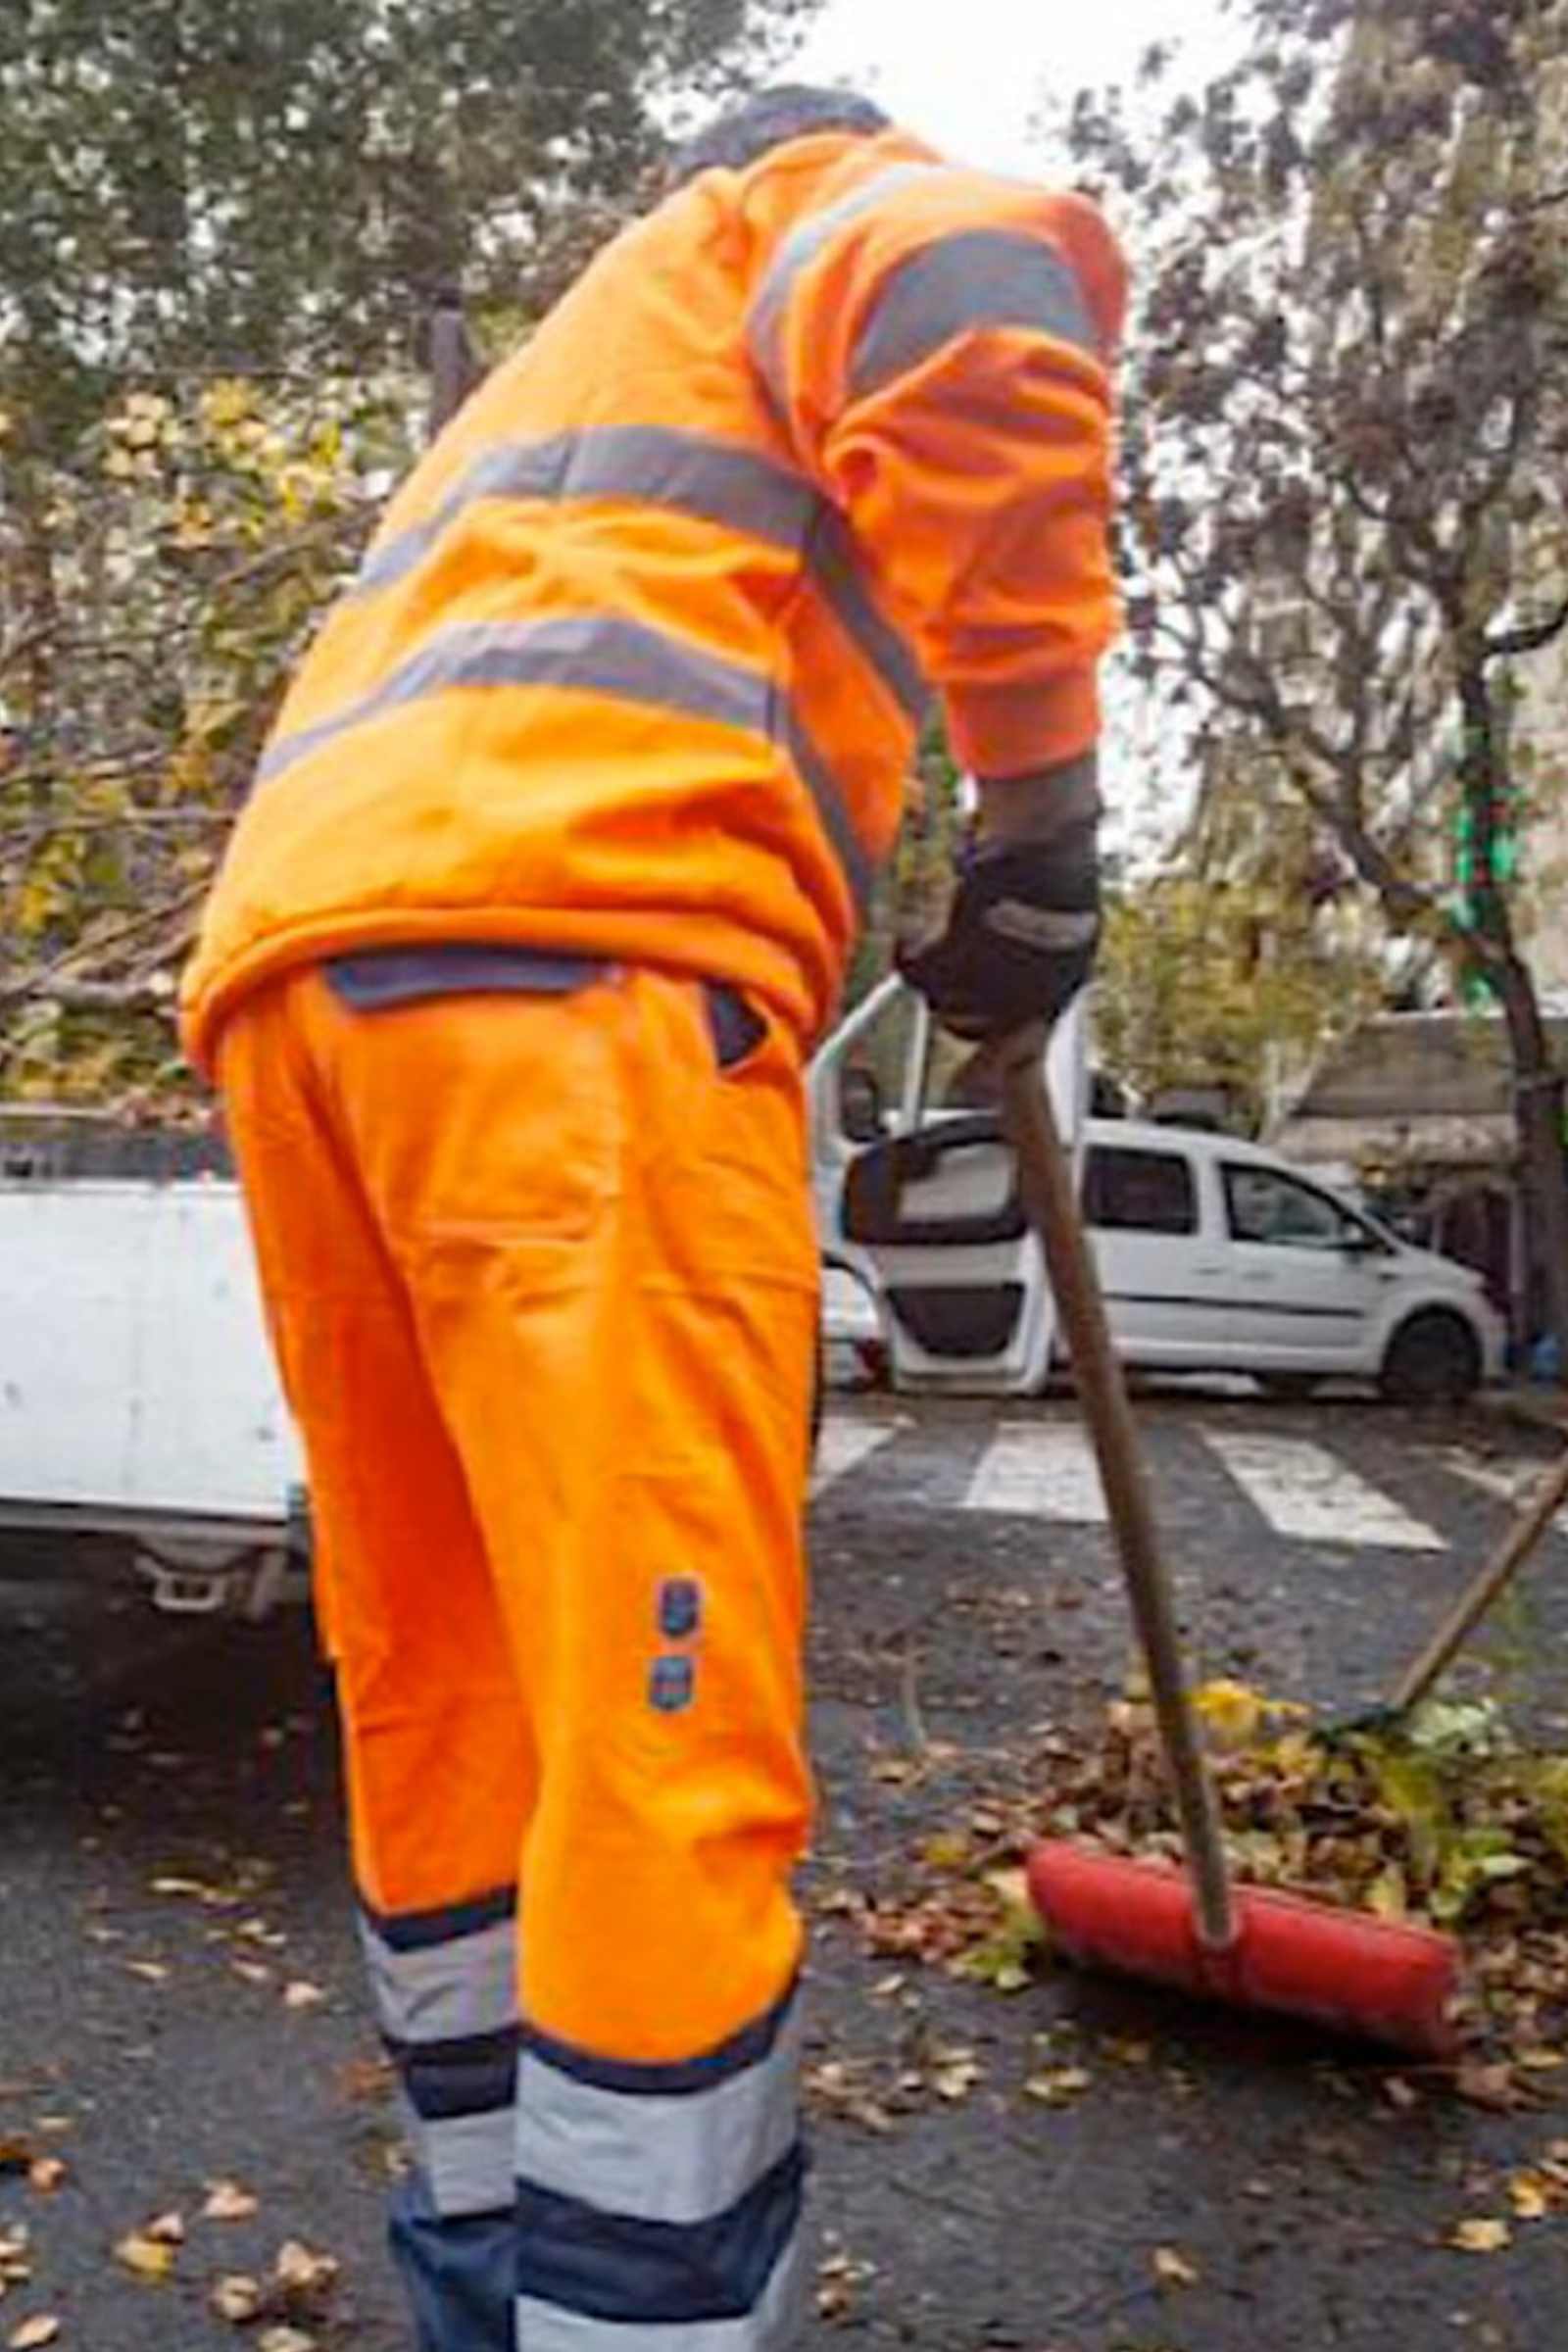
2;1389;1566;2351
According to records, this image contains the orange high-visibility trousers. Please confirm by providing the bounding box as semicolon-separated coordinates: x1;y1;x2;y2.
219;961;817;2352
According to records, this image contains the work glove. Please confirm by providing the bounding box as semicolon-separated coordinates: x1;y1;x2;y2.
898;817;1101;1040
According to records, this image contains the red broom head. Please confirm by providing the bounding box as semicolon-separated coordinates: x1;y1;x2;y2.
1027;1838;1461;2061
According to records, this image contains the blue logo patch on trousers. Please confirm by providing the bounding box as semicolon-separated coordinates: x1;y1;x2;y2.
649;1655;696;1714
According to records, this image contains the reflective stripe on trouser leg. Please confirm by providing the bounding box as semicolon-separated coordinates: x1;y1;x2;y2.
359;1891;520;2219
515;1984;808;2350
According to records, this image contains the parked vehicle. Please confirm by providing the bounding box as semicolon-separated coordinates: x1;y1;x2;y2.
0;1112;304;1614
809;979;1505;1402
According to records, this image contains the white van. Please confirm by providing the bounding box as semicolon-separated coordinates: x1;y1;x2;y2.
809;979;1505;1404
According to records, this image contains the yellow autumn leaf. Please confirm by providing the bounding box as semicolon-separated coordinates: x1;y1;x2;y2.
1153;2244;1200;2287
211;2275;265;2323
1507;2173;1551;2222
203;2179;260;2222
1366;1863;1409;1922
114;2231;176;2282
1450;2218;1511;2254
9;2316;62;2349
1024;2067;1092;2106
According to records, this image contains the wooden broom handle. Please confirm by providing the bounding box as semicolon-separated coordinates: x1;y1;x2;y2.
1389;1445;1568;1714
1001;1041;1236;1950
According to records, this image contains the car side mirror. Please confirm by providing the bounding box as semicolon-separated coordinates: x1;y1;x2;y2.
840;1066;886;1146
1341;1229;1377;1257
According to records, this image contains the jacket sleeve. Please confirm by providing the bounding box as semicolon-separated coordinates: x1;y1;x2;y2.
748;169;1126;777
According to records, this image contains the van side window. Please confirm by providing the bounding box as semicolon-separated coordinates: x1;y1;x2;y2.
1223;1164;1353;1250
1082;1147;1198;1236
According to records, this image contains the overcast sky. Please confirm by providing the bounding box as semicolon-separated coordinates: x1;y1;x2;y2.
786;0;1237;175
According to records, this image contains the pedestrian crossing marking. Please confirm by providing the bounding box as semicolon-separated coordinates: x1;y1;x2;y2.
1442;1448;1568;1525
810;1416;900;1495
1180;1429;1444;1551
962;1421;1107;1523
809;1411;1529;1553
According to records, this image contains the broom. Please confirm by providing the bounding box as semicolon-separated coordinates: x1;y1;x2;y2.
1000;1040;1461;2059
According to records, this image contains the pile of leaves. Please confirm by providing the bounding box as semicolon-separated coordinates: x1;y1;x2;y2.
853;1688;1568;2098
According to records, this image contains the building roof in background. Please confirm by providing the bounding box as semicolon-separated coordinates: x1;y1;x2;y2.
1268;1010;1568;1172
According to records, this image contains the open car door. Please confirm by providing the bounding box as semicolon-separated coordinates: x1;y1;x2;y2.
808;978;1089;1395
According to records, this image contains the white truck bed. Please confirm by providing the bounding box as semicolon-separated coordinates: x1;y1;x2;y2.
0;1157;304;1608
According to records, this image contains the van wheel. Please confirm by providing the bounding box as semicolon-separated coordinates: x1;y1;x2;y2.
1256;1372;1322;1401
1380;1311;1481;1406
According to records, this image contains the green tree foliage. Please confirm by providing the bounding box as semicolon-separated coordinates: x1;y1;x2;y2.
1064;0;1568;1353
1095;867;1383;1134
0;0;813;457
0;0;817;1102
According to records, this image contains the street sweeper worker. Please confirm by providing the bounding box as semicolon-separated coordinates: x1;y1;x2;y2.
180;83;1125;2352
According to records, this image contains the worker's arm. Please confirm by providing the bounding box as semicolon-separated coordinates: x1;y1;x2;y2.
748;167;1125;777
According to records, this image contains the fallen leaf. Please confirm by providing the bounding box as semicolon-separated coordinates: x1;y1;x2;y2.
1383;2077;1419;2113
1153;2245;1200;2287
1516;2047;1566;2074
1449;2218;1512;2254
203;2180;260;2223
25;2162;66;2195
928;2050;983;2102
1507;2173;1551;2222
8;2317;61;2349
813;2248;874;2325
1456;2061;1524;2112
257;2331;315;2352
123;1962;169;1985
143;2212;184;2245
230;1961;272;1986
211;2275;265;2324
272;2240;339;2299
150;1877;207;1898
281;1981;325;2012
1023;2067;1093;2107
114;2232;176;2282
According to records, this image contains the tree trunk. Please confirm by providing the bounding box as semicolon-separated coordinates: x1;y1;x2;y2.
1451;661;1568;1377
1494;953;1568;1377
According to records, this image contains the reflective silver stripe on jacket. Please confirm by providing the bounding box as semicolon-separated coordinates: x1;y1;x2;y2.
359;1908;516;2045
746;162;944;410
514;2230;807;2352
258;613;875;909
848;226;1098;399
514;1995;802;2229
808;507;927;724
352;423;927;730
355;427;817;600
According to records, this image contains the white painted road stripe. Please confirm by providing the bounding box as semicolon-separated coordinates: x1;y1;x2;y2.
810;1417;900;1494
963;1422;1108;1524
1443;1448;1568;1525
1199;1428;1444;1551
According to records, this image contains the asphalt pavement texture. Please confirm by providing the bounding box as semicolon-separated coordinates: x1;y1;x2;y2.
2;1389;1566;2351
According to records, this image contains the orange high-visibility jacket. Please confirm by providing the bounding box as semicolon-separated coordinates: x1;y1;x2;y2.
181;130;1126;1068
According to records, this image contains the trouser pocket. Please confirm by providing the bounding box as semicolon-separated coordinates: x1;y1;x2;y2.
703;981;768;1074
